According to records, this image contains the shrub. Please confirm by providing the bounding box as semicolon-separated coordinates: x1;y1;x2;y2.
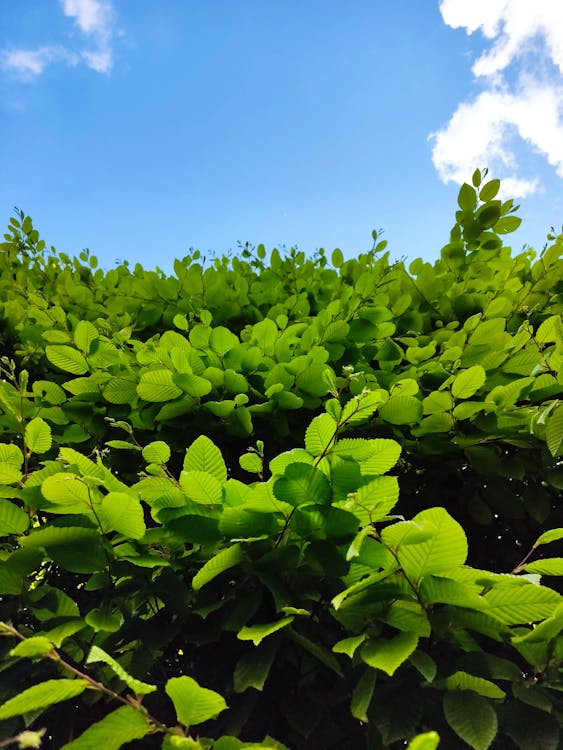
0;171;561;749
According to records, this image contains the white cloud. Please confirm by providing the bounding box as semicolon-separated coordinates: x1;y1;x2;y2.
62;0;114;36
1;0;116;79
2;47;70;79
432;0;563;197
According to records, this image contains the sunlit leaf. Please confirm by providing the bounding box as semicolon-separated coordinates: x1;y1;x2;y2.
0;679;89;720
192;543;244;590
25;417;52;454
60;705;152;749
165;676;227;727
86;645;156;694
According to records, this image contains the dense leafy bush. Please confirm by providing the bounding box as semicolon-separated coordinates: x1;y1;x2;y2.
0;171;561;749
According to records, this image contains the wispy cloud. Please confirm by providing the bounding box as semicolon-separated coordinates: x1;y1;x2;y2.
1;0;116;79
430;0;563;197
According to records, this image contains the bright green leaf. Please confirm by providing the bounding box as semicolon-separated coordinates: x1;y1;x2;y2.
137;369;183;402
379;395;422;425
25;417;52;454
192;543;243;590
546;405;563;457
443;671;505;699
10;636;54;659
392;507;468;582
0;499;29;535
484;583;561;624
100;492;146;539
165;676;227;727
533;528;563;548
523;558;563;576
184;435;227;483
237;617;294;646
452;366;486;399
350;668;376;722
142;441;171;464
46;345;88;375
86;645;156;694
0;679;89;720
60;705;152;749
361;631;419;676
406;732;440;750
305;413;337;456
73;320;98;354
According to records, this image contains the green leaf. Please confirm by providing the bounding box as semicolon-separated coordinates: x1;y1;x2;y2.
472;168;482;187
511;602;563;643
406;733;440;750
533;528;563;548
273;463;331;507
452;365;486;399
162;737;203;750
233;639;277;693
106;439;139;450
41;474;90;509
85;609;122;632
333;633;367;658
391;507;468;582
335;438;401;475
237;616;294;646
484;583;562;624
409;650;437;682
60;706;152;749
86;645;156;694
523;558;563;575
165;676;227;727
73;320;98;354
0;567;22;594
285;627;343;676
0;499;29;534
210;326;239;356
102;377;138;404
180;470;223;505
100;492;146;539
0;444;24;467
419;575;487;610
46;345;88;375
340;390;388;425
0;462;22;484
495;215;521;234
25;417;52;454
192;543;244;590
305;413;337;456
184;435;227;483
443;671;505;699
546;405;563;456
458;183;477;211
10;636;54;659
360;631;419;676
0;679;89;720
142;441;171;464
137;369;183;402
350;668;376;722
443;691;497;750
351;475;399;522
379;395;423;425
239;452;263;474
479;179;500;201
20;523;99;549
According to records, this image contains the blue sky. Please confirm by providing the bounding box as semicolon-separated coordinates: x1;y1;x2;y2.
1;1;562;271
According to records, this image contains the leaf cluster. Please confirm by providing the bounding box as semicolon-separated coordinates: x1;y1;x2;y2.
0;176;561;748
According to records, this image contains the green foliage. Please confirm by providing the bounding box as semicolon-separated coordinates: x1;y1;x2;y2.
0;181;561;748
